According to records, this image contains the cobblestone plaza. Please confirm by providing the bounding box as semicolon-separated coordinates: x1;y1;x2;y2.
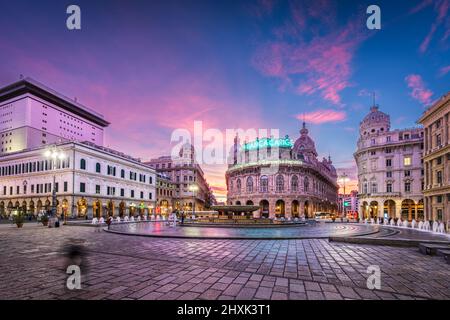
1;223;449;300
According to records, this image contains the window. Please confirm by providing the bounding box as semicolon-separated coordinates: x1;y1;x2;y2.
276;175;284;192
437;171;443;184
404;182;411;192
80;158;86;170
386;183;392;193
386;136;391;142
120;188;125;197
370;150;376;156
404;170;411;177
304;176;309;192
246;177;253;193
363;181;368;194
291;175;299;192
403;157;411;166
140;191;144;199
437;195;442;203
80;182;86;193
64;181;68;192
96;185;101;194
436;134;442;147
120;169;125;178
371;182;377;193
236;179;241;193
386;159;392;167
149;192;152;200
96;162;101;173
260;176;268;192
130;190;135;198
437;157;442;165
385;147;392;154
386;171;392;178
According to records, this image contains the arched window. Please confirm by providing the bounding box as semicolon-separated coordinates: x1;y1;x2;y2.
230;180;233;192
96;162;101;173
363;180;368;194
304;176;309;192
291;175;298;192
236;179;242;193
246;177;253;193
276;175;284;192
80;158;86;170
260;176;268;192
121;169;125;178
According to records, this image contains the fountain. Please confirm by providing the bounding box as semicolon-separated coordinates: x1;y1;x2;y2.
418;220;424;230
403;220;408;228
151;214;155;221
432;221;439;232
397;218;402;227
116;216;121;223
390;218;395;226
384;219;388;225
137;216;141;222
423;220;430;231
411;219;416;229
124;215;129;222
156;215;161;221
99;217;105;224
438;222;445;233
370;218;374;224
130;216;135;222
143;215;147;221
91;217;98;225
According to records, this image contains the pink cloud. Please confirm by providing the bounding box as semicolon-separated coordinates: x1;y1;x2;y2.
295;109;346;124
417;0;450;53
405;74;434;105
439;65;450;76
251;2;367;105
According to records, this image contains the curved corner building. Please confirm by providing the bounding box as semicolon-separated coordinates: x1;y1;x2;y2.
225;123;339;218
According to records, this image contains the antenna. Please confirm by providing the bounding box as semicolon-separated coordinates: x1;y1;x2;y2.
372;91;376;106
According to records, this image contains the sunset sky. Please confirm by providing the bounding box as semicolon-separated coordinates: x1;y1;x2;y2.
1;0;449;202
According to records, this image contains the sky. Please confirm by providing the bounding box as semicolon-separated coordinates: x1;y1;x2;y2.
0;0;449;202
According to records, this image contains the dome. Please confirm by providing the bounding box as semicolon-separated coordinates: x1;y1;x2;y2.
360;105;390;136
293;122;318;160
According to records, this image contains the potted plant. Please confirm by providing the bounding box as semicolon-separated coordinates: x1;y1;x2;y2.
41;214;49;227
12;211;25;228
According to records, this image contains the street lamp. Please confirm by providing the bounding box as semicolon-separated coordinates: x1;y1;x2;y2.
338;173;350;219
44;146;65;225
188;184;199;218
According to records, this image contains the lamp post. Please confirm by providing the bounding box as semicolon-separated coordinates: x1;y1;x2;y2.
44;147;66;225
338;173;349;219
189;184;199;218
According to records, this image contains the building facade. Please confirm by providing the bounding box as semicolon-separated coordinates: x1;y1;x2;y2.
0;77;108;154
146;143;216;211
155;172;176;215
355;105;424;221
226;123;339;218
0;78;156;219
0;141;156;219
338;190;359;216
418;91;450;227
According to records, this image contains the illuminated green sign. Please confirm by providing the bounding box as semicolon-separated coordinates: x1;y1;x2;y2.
243;137;293;151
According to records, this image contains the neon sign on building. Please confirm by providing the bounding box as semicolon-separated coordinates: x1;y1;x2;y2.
243;136;293;151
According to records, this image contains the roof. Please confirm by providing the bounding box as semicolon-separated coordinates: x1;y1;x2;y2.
0;77;109;127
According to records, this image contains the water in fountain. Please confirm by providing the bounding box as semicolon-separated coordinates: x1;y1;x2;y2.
143;215;147;221
432;221;438;232
411;219;416;228
384;219;388;225
91;217;98;225
397;218;402;227
130;216;135;222
99;217;105;224
151;214;155;221
137;216;141;222
390;218;395;226
403;220;408;228
370;218;374;224
438;222;445;233
124;216;129;222
424;220;430;231
418;220;424;230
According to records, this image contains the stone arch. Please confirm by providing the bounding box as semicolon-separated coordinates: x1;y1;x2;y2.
37;200;43;214
235;200;241;205
304;200;310;218
383;200;396;219
61;199;69;218
77;197;87;217
401;199;415;221
107;199;115;217
21;200;27;214
44;199;51;211
275;199;285;217
369;201;378;218
29;200;35;216
259;199;269;218
417;199;424;221
291;200;299;217
119;201;126;217
246;200;254;205
93;199;102;218
0;201;4;217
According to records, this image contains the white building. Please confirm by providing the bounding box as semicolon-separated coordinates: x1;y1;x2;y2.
0;78;156;219
354;105;424;221
0;141;156;218
0;77;108;154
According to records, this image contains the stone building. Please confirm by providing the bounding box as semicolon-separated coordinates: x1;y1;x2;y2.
354;105;424;220
146;143;216;211
155;172;176;215
226;122;338;218
418;91;450;227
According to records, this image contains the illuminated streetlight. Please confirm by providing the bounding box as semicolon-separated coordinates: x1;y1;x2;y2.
338;173;350;219
188;184;199;218
44;146;65;225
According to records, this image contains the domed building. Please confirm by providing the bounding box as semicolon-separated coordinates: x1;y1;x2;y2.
354;104;424;221
226;123;339;218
